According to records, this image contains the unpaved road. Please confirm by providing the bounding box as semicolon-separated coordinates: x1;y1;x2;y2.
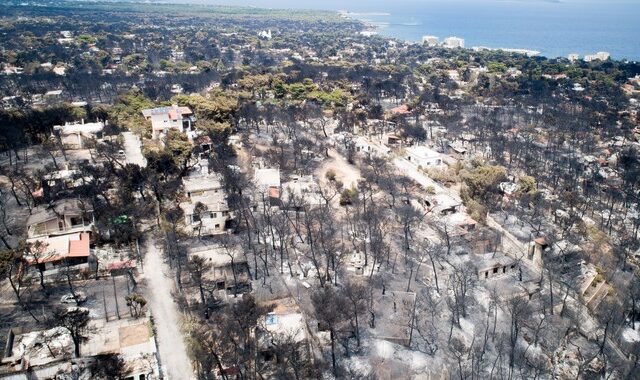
143;237;195;380
122;131;147;167
315;148;361;189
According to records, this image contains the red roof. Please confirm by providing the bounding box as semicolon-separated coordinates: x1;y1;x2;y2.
26;232;91;265
196;135;212;145
68;232;91;258
268;187;280;198
390;104;411;115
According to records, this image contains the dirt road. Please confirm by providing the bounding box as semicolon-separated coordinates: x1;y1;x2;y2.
142;237;195;380
122;131;147;167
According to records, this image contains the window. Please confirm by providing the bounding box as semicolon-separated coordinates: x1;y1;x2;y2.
492;267;498;274
215;224;220;229
266;314;278;325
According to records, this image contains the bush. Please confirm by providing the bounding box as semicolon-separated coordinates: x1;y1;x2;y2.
325;169;337;181
339;187;358;206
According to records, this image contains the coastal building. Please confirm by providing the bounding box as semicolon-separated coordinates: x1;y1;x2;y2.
443;36;465;49
584;51;610;62
422;35;439;47
568;53;580;62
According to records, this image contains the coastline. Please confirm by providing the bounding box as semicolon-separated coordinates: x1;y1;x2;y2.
339;8;637;62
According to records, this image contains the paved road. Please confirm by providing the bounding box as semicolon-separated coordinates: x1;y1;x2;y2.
122;132;147;167
143;237;195;380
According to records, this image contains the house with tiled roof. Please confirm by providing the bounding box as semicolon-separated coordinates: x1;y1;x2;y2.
142;104;196;140
25;232;92;270
24;199;95;271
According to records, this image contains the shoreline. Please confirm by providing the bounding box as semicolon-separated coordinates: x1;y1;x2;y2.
339;9;636;62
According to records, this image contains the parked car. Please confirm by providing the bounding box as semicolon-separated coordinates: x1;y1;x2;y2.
60;291;87;304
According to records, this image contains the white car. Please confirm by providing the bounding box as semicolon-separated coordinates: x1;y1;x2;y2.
60;291;87;304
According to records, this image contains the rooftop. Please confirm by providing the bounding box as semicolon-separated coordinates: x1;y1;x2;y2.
182;173;223;193
27;199;93;228
406;145;441;160
475;252;515;272
53;120;104;135
254;168;281;189
141;105;192;118
258;298;307;344
25;232;91;264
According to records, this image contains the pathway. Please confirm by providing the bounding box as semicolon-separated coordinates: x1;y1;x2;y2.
122;131;147;167
142;237;195;380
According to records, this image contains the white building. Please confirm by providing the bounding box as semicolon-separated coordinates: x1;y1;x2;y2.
584;51;610;62
170;84;184;94
443;36;465;49
258;29;272;40
141;105;195;140
405;145;443;168
53;120;105;149
422;35;439;47
280;175;324;210
568;53;580;62
254;168;281;190
170;49;185;62
179;173;231;236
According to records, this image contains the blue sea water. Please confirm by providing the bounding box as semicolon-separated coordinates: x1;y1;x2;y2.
177;0;640;61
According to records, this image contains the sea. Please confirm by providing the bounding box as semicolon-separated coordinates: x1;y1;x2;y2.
173;0;640;61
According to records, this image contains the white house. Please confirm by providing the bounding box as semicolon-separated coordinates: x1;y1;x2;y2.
254;168;280;190
179;173;231;236
405;146;442;168
53;120;105;149
142;105;195;140
584;51;610;62
422;35;439;47
443;37;465;49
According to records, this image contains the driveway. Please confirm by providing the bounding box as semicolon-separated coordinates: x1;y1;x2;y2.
142;237;195;380
122;132;147;167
